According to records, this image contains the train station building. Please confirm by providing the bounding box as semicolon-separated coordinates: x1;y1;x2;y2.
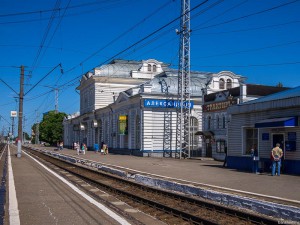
63;59;244;157
226;86;300;175
200;84;288;161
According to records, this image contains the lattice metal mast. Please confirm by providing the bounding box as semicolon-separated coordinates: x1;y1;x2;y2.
160;79;172;157
176;0;191;159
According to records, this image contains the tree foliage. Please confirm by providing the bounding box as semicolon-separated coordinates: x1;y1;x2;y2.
38;111;67;146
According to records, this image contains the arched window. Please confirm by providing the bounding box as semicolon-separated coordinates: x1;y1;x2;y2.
226;79;232;89
219;78;225;89
147;64;152;72
153;64;157;72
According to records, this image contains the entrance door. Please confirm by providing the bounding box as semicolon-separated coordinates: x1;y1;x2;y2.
272;133;285;158
206;140;212;157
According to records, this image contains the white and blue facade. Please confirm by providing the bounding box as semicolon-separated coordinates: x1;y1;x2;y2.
227;86;300;175
63;59;245;157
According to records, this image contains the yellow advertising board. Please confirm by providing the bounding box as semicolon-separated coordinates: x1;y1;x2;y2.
119;115;128;135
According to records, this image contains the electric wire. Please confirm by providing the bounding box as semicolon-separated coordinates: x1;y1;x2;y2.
193;20;300;35
194;40;300;59
193;0;300;31
29;0;62;74
1;1;299;132
25;64;62;96
192;0;248;29
0;0;133;25
64;0;175;75
194;61;300;68
0;0;125;18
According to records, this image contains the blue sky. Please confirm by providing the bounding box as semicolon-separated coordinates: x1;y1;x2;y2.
0;0;299;136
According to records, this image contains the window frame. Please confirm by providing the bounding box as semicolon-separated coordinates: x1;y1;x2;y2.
216;140;226;153
219;78;225;89
244;127;258;155
226;79;232;89
189;116;199;150
153;64;157;72
207;116;212;130
222;114;226;129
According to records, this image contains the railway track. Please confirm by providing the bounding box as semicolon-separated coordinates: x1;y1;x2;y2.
23;146;279;225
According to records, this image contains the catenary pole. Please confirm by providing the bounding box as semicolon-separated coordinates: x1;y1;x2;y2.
17;65;24;158
176;0;191;159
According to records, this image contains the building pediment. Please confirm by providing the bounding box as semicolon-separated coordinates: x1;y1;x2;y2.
115;92;129;104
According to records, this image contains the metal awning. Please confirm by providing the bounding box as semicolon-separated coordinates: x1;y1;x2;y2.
255;117;298;128
194;131;214;137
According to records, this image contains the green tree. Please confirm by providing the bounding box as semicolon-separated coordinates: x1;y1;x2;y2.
39;111;67;146
31;123;37;144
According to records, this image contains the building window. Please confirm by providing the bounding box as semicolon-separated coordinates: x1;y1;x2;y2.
219;78;225;89
153;64;157;72
222;114;226;128
227;79;232;89
216;140;226;153
244;128;258;155
207;116;211;130
147;64;152;72
135;115;140;149
216;115;220;129
190;117;199;153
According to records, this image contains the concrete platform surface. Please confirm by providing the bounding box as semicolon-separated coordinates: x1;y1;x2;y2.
34;145;300;203
6;145;153;225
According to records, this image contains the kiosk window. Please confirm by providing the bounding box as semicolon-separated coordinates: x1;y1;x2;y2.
244;128;258;155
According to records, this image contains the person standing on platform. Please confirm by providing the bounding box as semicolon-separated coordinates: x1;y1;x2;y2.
250;144;259;174
271;143;283;176
94;143;99;153
82;143;87;155
100;141;104;154
76;141;80;155
102;142;108;155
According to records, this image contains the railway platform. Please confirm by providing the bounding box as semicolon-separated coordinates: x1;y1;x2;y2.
3;144;164;225
3;144;300;224
38;145;300;203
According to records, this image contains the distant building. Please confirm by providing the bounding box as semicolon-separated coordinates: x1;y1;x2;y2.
63;59;245;157
201;84;289;160
227;86;300;175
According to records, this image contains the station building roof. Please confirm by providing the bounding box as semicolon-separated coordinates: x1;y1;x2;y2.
242;85;299;105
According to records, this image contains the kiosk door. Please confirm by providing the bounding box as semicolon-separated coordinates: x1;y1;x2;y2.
272;133;285;158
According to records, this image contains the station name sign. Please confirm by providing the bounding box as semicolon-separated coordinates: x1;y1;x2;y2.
144;99;194;109
203;99;237;112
